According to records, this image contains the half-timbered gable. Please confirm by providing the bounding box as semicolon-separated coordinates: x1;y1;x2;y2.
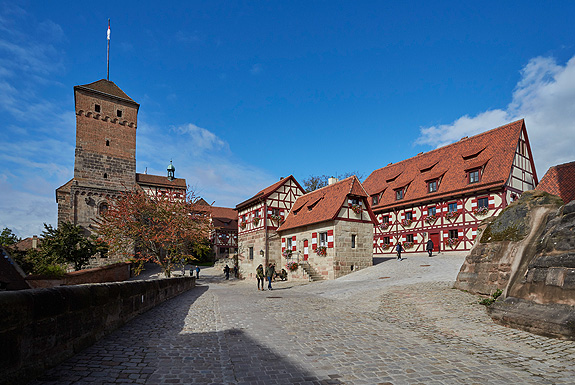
277;176;376;280
363;120;538;255
206;206;238;260
235;175;305;278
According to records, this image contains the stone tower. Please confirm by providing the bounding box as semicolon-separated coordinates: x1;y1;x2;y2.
56;79;139;235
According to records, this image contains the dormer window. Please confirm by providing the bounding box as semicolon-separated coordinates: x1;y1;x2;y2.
469;168;481;184
350;198;359;205
95;104;101;113
428;180;438;193
395;188;404;200
372;195;379;205
117;109;123;117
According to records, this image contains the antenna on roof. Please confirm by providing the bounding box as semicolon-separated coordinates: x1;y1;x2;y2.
106;19;111;81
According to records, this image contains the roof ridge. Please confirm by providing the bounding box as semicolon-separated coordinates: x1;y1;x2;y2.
368;119;525;175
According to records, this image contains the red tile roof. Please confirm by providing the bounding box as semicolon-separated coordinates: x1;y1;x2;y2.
205;206;238;230
235;175;305;210
136;173;187;189
536;161;575;204
363;120;528;211
75;79;138;105
278;176;375;231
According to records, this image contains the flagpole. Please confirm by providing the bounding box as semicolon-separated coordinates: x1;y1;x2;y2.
107;19;110;81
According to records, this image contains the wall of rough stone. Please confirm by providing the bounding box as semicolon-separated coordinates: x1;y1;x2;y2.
25;262;132;289
0;276;195;385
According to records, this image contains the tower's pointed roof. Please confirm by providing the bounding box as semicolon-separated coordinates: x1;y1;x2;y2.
75;79;138;105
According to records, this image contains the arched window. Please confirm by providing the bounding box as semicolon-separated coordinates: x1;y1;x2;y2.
99;202;108;215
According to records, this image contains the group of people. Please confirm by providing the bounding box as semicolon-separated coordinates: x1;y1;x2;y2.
395;239;435;260
222;264;238;280
255;263;277;290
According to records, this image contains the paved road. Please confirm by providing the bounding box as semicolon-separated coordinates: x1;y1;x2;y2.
31;253;575;384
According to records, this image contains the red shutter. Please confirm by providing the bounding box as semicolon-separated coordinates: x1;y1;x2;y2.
281;237;285;252
312;232;317;250
292;236;297;251
489;195;495;209
327;229;334;248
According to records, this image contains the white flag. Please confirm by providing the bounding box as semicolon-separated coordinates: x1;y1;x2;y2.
107;22;110;40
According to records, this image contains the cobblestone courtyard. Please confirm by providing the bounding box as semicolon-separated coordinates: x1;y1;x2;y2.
31;253;575;384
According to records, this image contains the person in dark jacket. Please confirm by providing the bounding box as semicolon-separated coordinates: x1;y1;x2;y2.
265;263;275;290
223;264;230;280
396;242;405;261
256;264;265;290
426;239;434;257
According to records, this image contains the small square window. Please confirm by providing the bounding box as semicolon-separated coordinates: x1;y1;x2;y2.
351;234;356;249
381;216;389;224
448;202;457;212
449;229;458;239
405;211;413;221
395;189;404;200
428;180;437;193
117;110;123;117
383;237;390;245
95;104;101;113
469;169;480;184
478;197;489;208
406;234;414;243
428;206;436;216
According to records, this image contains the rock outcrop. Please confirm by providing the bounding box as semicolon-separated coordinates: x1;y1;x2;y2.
455;191;575;339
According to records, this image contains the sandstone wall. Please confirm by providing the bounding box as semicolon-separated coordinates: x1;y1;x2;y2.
0;277;195;385
25;262;132;289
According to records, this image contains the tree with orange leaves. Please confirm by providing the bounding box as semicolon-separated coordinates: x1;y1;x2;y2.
96;187;212;277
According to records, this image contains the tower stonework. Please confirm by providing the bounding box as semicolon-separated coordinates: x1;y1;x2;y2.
57;79;139;236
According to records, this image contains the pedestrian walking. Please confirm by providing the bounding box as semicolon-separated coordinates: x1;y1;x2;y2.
256;264;265;290
426;239;434;257
233;264;238;278
265;263;275;290
195;265;200;278
223;264;230;280
396;242;405;261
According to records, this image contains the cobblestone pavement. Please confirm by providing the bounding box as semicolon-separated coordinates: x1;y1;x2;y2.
31;253;575;384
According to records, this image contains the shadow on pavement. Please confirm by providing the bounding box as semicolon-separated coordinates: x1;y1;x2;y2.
30;283;342;384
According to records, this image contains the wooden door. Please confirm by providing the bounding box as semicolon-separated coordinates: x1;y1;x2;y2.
430;233;440;252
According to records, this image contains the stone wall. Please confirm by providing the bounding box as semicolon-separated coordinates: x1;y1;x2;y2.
0;276;195;385
25;262;132;289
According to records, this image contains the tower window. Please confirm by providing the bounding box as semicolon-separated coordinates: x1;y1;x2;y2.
117;110;122;117
106;140;110;146
104;173;108;179
95;104;101;113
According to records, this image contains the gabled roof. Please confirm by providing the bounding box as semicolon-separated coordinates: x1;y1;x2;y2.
136;173;187;189
536;161;575;204
75;79;139;106
363;120;528;211
235;175;304;211
205;206;238;231
278;176;373;231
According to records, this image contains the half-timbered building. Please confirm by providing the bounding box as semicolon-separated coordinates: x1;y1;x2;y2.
235;176;305;278
206;206;238;260
363;119;538;255
277;176;377;280
136;161;187;201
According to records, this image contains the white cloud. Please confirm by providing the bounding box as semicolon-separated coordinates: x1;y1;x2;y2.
416;55;575;177
173;123;229;154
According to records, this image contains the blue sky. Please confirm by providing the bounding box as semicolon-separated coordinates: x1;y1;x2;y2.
1;1;575;237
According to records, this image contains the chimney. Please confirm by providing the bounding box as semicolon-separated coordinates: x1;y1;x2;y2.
328;177;339;185
32;235;38;249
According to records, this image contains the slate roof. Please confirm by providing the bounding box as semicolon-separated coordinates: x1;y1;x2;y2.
235;175;305;211
75;79;139;106
363;120;528;211
136;173;187;189
536;161;575;204
278;176;375;231
205;206;238;231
